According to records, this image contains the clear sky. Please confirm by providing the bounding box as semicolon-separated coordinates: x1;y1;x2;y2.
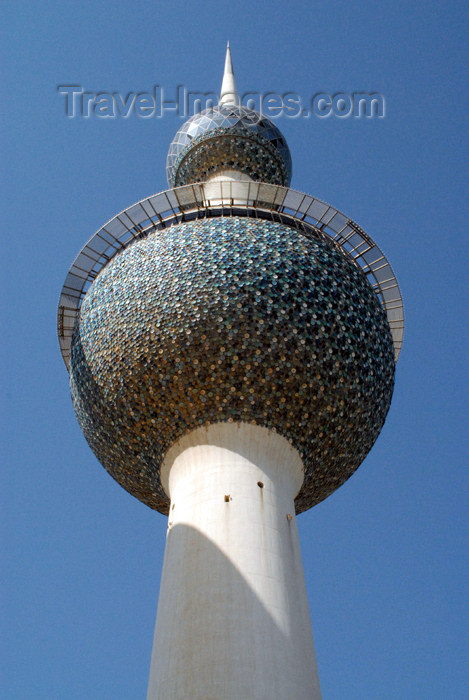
2;1;467;698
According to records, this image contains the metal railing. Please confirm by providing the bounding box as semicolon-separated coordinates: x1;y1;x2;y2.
58;181;404;369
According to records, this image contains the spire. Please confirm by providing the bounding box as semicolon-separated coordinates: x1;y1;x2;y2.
219;41;239;106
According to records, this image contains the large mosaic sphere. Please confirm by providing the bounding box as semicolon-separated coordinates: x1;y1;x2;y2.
70;217;395;514
166;105;292;187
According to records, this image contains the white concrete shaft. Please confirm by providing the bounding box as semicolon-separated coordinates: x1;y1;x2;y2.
206;170;254;183
204;171;254;206
147;423;321;700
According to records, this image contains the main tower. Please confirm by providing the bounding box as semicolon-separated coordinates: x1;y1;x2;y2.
58;45;403;699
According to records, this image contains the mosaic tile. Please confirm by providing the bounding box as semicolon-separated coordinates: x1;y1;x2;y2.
70;218;395;514
167;105;292;187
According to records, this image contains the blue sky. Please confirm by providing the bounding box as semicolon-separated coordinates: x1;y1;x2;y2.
2;1;467;698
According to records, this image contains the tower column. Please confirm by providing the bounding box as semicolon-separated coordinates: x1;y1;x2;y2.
147;423;322;700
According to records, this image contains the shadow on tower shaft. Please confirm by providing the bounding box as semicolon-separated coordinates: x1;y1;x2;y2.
148;423;321;700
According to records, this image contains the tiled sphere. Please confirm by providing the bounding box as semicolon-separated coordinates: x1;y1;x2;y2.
70;217;395;514
166;105;292;187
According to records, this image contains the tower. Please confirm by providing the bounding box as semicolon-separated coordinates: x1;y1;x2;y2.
57;45;404;699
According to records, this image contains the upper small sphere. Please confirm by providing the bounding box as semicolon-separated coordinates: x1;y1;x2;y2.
166;105;292;188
